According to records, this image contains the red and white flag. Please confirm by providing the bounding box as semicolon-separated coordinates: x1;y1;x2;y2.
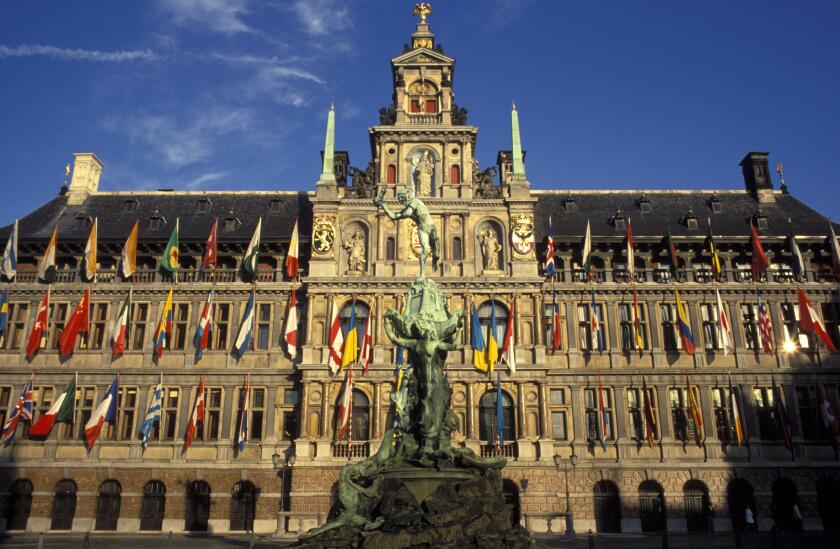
798;287;838;352
757;291;775;356
286;217;299;279
110;289;132;359
284;289;298;360
337;368;353;440
359;304;373;374
715;289;733;355
184;375;206;451
501;300;516;374
59;288;90;357
25;287;50;360
194;289;213;360
201;219;218;272
84;376;119;449
327;303;345;374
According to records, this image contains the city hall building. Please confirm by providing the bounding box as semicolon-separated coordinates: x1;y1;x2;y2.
1;13;839;537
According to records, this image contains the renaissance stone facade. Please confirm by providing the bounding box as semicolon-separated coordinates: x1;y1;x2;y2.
0;12;839;539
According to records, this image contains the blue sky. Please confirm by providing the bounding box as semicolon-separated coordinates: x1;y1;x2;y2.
1;0;838;223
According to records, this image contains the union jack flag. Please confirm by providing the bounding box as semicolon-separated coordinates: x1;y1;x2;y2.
2;376;34;446
757;291;775;356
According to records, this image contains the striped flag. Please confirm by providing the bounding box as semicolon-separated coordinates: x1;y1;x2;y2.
675;289;695;354
286;217;299;279
84;218;98;281
757;291;775;356
707;218;722;279
233;289;256;357
0;288;9;337
236;376;250;452
471;304;488;372
140;378;163;447
242;218;262;277
194;289;214;360
84;376;119;449
728;374;744;447
120;220;139;279
37;224;58;282
642;376;656;448
340;301;358;371
25;287;50;361
110;289;132;359
798;287;837;352
591;289;603;354
30;374;76;437
2;375;34;446
337;369;353;441
544;217;555;278
284;289;299;361
153;289;174;359
501;299;516;374
184;375;206;451
359;302;372;374
633;288;644;350
486;300;499;373
327;302;344;374
597;378;608;450
551;293;561;353
716;289;733;355
686;375;703;448
161;218;180;273
1;219;18;280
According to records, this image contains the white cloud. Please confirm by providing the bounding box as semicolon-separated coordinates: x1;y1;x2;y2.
157;0;253;34
250;65;325;106
293;0;350;36
182;171;229;190
0;44;156;62
203;52;325;84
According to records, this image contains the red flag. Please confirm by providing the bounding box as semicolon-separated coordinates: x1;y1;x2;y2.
184;375;206;451
750;221;770;282
59;289;90;357
798;287;838;352
286;217;300;279
551;293;562;353
284;289;298;360
817;381;839;451
25;288;50;360
338;369;353;441
201;219;218;272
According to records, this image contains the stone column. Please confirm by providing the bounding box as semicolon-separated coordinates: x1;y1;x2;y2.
320;381;330;438
613;385;628;439
656;384;671;439
514;293;522;346
299;382;310;438
305;294;316;346
516;382;526;438
374;294;384;345
442;213;450;261
466;383;475;439
533;293;543;345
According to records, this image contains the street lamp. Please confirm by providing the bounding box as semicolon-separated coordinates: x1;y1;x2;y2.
274;452;296;536
554;452;577;536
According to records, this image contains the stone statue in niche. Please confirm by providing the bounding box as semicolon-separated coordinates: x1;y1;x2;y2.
348;161;376;199
411;150;435;197
342;229;367;274
479;226;502;271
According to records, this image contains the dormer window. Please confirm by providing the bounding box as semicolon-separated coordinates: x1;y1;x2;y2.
563;196;577;212
637;195;652;213
149;211;165;231
754;211;769;230
196;198;212;214
74;214;92;229
123;199;139;214
612;210;626;231
683;211;698;230
224;216;241;233
709;195;723;213
269;199;284;214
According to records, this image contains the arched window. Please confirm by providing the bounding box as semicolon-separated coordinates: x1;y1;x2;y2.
639;480;666;532
230;481;257;532
140;480;166;531
816;477;840;531
334;389;371;441
386;237;396;261
51;479;77;530
450;165;461;184
683;479;710;532
185;480;211;532
593;480;621;533
478;390;515;443
386;164;397;184
477;300;509;351
95;480;121;531
5;479;32;530
727;478;755;531
339;301;370;343
772;477;800;532
452;237;463;261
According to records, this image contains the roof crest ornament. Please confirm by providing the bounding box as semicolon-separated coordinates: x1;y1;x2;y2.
413;2;432;24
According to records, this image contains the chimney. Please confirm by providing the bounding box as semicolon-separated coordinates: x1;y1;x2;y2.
739;152;775;203
67;153;104;205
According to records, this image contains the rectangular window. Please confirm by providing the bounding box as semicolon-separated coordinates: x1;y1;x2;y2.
84;303;109;350
256;304;271;350
210;303;231;350
795;386;823;441
821;303;840;350
753;387;779;441
700;303;721;351
550;389;566;405
712;387;733;443
156;388;180;441
618;303;648;351
279;388;299;440
425;99;437;113
669;388;700;443
171;303;190;350
0;387;11;428
549;387;569;441
47;303;70;349
627;387;657;441
201;387;223;441
129;303;149;350
584;388;614;441
2;303;28;349
71;387;97;440
780;303;809;349
660;304;682;350
740;304;760;350
251;388;265;441
410;99;421;113
577;303;605;352
543;303;563;349
117;387;138;440
32;386;54;437
551;411;568;440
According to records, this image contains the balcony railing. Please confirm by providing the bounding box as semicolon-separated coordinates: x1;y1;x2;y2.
406;113;442;125
332;442;370;459
480;442;517;458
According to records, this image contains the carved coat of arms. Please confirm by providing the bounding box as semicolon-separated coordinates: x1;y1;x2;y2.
511;214;535;255
312;215;336;254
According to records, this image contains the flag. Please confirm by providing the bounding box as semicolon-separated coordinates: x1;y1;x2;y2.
84;217;98;281
750;221;770;282
642;377;656;448
487;300;499;372
675;289;695;354
597;378;608;450
632;288;644;350
471;304;488;372
551;293;561;353
707;218;722;279
139;379;163;447
341;301;359;370
816;381;839;450
581;220;592;280
728;374;744;447
829;222;840;278
496;371;505;448
120;220;139;279
591;289;603;354
59;288;90;357
359;303;372;374
666;226;680;273
544;217;555;278
111;289;132;359
194;289;214;360
286;217;299;279
37;224;58;281
242;218;262;276
772;378;793;450
1;376;34;445
30;374;76;437
284;289;299;360
798;287;837;352
237;377;250;452
1;219;18;280
84;376;118;448
161;218;180;273
201;219;218;272
327;302;345;374
686;375;703;448
184;375;206;451
153;288;174;359
337;369;353;441
25;287;50;360
788;220;805;281
626;218;635;279
233;289;256;357
501;299;516;374
716;289;733;354
757;291;775;356
0;287;9;337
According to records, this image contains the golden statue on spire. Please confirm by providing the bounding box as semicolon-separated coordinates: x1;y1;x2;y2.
413;2;432;24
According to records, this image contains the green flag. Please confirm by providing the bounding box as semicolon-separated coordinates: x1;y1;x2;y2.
162;218;180;273
242;217;262;276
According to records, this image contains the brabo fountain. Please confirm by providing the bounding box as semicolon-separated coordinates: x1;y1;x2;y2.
296;189;539;548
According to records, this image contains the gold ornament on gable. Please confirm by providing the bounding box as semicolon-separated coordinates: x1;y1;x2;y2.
313;215;336;254
511;214;535;255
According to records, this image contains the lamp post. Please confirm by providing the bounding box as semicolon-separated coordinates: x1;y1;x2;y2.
273;452;296;536
554;452;578;536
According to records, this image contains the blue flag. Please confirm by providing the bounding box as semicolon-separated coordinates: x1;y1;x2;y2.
471;305;487;372
233;289;255;357
139;382;162;447
0;287;9;336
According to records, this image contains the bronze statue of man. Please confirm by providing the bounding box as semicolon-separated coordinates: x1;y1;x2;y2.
375;187;440;275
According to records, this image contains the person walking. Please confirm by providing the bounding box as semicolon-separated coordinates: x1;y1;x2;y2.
745;505;756;532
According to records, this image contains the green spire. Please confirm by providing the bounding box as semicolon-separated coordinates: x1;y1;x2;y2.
321;102;335;178
511;102;525;178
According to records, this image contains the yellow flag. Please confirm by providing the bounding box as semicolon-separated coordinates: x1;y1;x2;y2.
84;218;98;281
120;220;139;278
